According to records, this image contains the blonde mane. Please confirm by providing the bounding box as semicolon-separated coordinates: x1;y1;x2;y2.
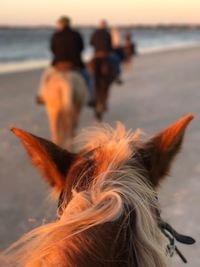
1;123;169;267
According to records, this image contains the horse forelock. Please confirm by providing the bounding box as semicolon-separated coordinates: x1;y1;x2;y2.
59;123;142;203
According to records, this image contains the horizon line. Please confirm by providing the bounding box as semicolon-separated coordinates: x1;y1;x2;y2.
1;22;200;28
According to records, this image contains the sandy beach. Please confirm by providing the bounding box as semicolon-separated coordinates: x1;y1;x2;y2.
0;47;200;266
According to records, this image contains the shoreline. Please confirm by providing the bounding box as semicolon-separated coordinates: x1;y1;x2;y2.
1;43;200;75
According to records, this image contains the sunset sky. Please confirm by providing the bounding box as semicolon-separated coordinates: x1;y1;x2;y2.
1;0;200;26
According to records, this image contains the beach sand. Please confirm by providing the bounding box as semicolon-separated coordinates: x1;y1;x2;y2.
0;47;200;266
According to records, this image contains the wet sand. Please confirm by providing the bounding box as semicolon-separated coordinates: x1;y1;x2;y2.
0;47;200;266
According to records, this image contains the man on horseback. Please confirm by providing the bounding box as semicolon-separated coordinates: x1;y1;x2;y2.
90;20;112;56
90;20;117;121
37;17;90;148
51;16;94;103
123;31;137;67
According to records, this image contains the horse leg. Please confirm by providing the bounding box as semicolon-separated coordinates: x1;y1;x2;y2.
95;86;104;122
102;83;110;111
46;106;60;145
71;108;79;138
46;105;71;148
59;109;74;150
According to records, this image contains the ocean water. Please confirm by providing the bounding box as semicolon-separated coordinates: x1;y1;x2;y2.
0;27;200;74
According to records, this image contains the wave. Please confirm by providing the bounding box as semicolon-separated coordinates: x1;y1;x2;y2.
0;59;50;74
0;41;200;74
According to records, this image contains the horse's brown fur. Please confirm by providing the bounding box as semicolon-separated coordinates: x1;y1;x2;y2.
89;57;116;121
1;114;194;267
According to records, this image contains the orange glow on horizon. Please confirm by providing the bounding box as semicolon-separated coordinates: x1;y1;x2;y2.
1;0;200;26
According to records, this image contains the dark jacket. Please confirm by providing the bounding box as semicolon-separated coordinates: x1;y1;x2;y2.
51;26;84;68
90;29;112;54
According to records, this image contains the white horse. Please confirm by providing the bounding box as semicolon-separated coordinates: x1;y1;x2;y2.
38;67;88;149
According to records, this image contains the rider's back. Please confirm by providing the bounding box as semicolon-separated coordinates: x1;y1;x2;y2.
51;27;84;68
91;29;112;54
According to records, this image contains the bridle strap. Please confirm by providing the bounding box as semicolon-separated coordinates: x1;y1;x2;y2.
156;197;195;264
161;225;185;263
160;222;195;245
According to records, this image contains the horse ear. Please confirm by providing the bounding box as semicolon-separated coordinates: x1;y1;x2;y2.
11;128;76;191
139;114;194;187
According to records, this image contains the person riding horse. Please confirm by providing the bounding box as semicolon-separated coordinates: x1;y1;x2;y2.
90;20;117;121
50;16;94;98
123;31;137;65
37;17;90;148
111;27;125;84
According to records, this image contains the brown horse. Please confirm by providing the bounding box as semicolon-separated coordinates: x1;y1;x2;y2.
1;114;194;267
89;56;116;121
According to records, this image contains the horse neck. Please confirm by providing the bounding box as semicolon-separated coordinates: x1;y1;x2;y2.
59;218;138;267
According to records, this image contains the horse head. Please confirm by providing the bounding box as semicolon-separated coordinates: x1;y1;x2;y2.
2;114;194;267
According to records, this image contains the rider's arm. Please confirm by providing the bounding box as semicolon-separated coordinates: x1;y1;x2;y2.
107;32;112;51
77;32;84;53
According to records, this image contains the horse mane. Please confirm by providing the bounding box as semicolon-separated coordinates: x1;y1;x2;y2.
1;123;169;267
